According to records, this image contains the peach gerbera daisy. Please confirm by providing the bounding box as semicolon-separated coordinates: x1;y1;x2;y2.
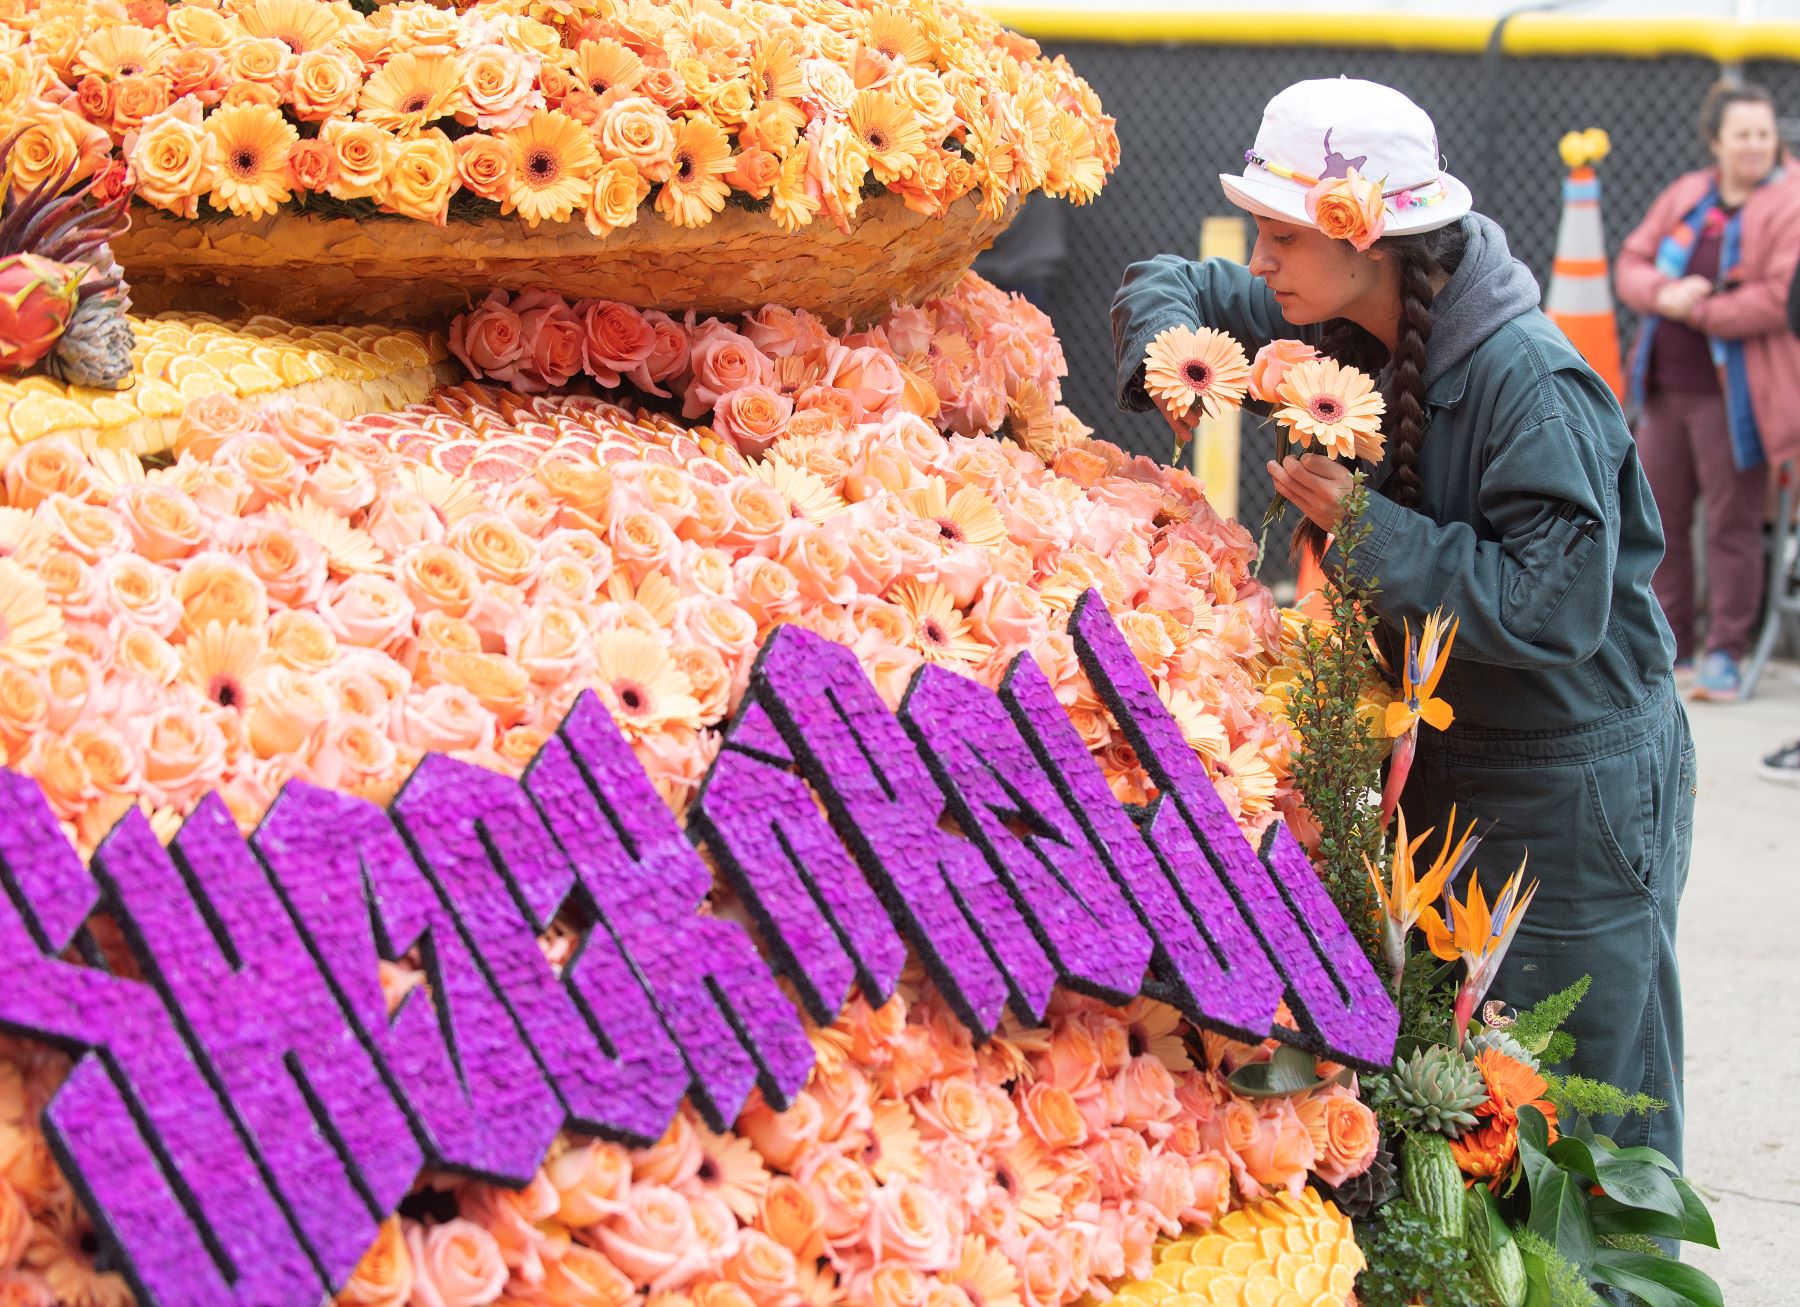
891;579;989;669
948;1234;1023;1307
591;628;703;735
357;51;466;136
992;1136;1063;1230
0;507;52;563
238;0;344;54
900;476;1007;551
182;621;268;711
279;497;386;574
1003;380;1060;459
688;1121;771;1222
1211;739;1277;819
749;32;805;103
864;9;935;66
73;23;173;79
205;102;298;218
1272;356;1387;462
1143;325;1251;423
502;109;601;226
1159;681;1230;765
0;558;63;667
749;456;847;524
1120;996;1194;1073
574;38;645;98
849;88;926;185
769;148;820;231
655;114;734;228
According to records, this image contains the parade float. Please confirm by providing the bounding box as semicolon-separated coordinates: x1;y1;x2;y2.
0;2;1720;1305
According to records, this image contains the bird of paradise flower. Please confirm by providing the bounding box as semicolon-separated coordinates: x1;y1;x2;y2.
1379;609;1458;829
1365;805;1482;990
1420;859;1539;1045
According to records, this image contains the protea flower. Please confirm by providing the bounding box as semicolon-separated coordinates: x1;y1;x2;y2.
0;251;83;371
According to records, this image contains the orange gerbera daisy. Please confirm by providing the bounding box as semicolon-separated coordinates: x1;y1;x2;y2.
749;32;805;103
1143;325;1251;423
1272;356;1387;461
357;51;465;136
1448;1048;1558;1190
591;628;702;735
237;0;344;54
573;38;644;98
850;88;926;185
502;109;600;226
205;101;298;218
891;579;989;669
655;114;734;228
900;476;1007;550
864;8;935;66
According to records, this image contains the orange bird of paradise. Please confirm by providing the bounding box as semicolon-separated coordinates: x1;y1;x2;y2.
1380;609;1458;829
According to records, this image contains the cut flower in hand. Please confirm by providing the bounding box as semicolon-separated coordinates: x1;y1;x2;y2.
1272;356;1386;462
1144;324;1251;433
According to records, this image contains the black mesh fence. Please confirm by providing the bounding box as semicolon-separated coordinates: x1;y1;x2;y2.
978;42;1750;572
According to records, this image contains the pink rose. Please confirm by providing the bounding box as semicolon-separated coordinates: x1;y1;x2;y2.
260;400;341;464
1247;338;1321;404
547;1140;633;1228
448;292;526;386
596;1184;709;1292
1233;1097;1317;1199
577;299;657;387
683;326;774;419
711;385;793;456
626;309;692;396
826;345;904;421
738;1093;825;1172
740;305;832;360
511;291;583;393
405;1219;508;1307
398;684;495;753
320;574;414;651
797;1153;876;1247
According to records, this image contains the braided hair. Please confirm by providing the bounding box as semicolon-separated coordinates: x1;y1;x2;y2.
1292;220;1467;560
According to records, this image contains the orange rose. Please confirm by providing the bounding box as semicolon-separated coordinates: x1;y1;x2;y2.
4;99;107;196
291;48;360;121
75;73;111;124
110;73;171;133
725;145;780;199
585;156;648;235
534;1245;637;1307
454;132;514;203
167;46;229;103
381;128;457;224
1294;1085;1378;1187
1304;167;1386;252
336;1215;413;1307
1019;1081;1087;1150
597;95;674;181
5;436;93;509
758;1176;824;1263
321;119;391;200
287;138;336;194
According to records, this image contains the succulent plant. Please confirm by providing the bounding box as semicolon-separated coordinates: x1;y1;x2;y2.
47;292;135;390
1468;1027;1539;1070
1321;1131;1399;1219
1392;1045;1488;1137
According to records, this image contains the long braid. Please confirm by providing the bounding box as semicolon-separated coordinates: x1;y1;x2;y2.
1383;243;1437;510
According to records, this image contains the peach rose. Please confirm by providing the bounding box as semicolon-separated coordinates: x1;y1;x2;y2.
460;44;541;131
864;1180;957;1272
305;713;399;792
246;664;337;757
1294;1084;1378;1187
575;300;656;388
684;328;774;419
321;118;391;200
737;1093;823;1173
548;1140;633;1228
733;556;801;628
1304;167;1386;252
261;399;341;462
433;650;529;725
176;552;267;634
112;482;206;562
725;145;781;199
450;290;528;382
1246;338;1321;404
398;683;494;753
337;1215;413;1307
757;1176;824;1263
108;73;170;134
166;47;229;104
268;608;340;672
847;1263;932;1307
6;99;107;196
597;1185;707;1292
799;1154;875;1246
1234;1098;1317;1199
453;132;514;203
397;542;478;618
0;1173;28;1268
138;701;229;807
913;1077;994;1150
285;138;335;193
381;129;457;225
585;157;649;235
97;553;181;636
711;385;793;457
405;1219;507;1307
534;1245;637;1307
174;391;253;462
288;48;359;120
719;1230;797;1306
449;513;537;587
597;95;674;181
510;603;592;686
0;663;48;758
227;36;292;88
5;437;93;510
1019;1082;1087;1151
319;573;414;650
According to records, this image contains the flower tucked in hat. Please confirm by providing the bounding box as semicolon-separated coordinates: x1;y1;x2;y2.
1220;77;1472;244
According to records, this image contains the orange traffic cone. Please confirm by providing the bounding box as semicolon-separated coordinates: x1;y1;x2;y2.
1546;129;1625;403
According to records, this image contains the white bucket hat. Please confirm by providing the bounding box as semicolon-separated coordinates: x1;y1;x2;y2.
1220;77;1472;240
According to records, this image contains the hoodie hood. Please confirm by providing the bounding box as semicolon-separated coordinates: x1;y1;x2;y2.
1422;214;1542;391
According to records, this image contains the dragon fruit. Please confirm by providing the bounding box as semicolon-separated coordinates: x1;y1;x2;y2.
0;252;82;372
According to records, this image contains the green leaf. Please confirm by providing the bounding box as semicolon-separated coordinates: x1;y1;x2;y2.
1591;1249;1724;1307
1589;1178;1719;1248
1518;1107;1596;1269
1547;1138;1684;1218
1226;1044;1349;1098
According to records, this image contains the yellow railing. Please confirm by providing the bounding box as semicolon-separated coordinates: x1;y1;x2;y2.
980;11;1800;62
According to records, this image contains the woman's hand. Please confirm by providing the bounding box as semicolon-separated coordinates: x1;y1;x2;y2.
1267;453;1355;531
1161;404;1200;449
1654;274;1712;322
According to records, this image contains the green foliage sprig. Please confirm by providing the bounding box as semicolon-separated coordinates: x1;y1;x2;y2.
1545;1074;1664;1123
1513;1229;1605;1306
1353;1200;1486;1307
1282;474;1388;960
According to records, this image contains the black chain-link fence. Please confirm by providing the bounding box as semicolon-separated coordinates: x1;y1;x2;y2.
982;42;1777;570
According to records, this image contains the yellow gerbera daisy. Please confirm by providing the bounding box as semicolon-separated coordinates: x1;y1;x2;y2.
237;0;344;54
1143;324;1251;423
357;51;466;136
0;558;63;667
891;579;989;669
591;628;702;736
573;38;644;98
1273;356;1388;462
849;88;926;185
654;114;733;229
502;109;600;227
900;476;1007;550
73;24;173;79
749;32;804;103
204;102;298;218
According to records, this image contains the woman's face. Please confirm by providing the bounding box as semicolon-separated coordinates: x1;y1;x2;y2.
1711;100;1780;191
1247;216;1384;326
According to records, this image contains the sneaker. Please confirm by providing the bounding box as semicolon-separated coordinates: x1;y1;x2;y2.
1760;739;1800;786
1672;657;1696;688
1690;650;1741;702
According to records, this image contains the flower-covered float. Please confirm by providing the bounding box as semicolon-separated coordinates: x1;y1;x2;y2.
0;2;1721;1306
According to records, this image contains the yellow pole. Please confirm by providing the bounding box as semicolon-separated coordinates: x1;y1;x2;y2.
1191;215;1247;521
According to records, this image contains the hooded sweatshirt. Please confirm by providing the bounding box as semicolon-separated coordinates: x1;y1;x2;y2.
1111;214;1675;737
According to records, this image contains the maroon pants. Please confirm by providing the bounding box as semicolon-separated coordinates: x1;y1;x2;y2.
1636;389;1768;660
